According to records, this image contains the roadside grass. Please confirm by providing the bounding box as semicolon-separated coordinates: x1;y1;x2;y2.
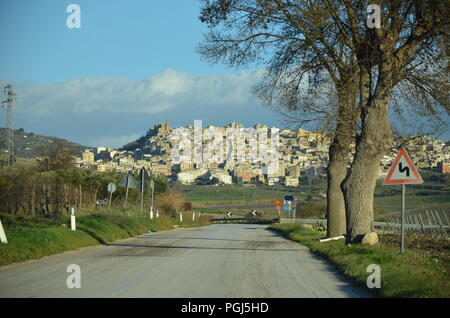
0;224;98;266
0;210;211;266
269;223;450;298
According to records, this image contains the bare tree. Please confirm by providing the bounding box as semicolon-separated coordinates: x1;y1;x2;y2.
36;140;78;172
199;0;360;237
336;0;449;242
198;0;449;242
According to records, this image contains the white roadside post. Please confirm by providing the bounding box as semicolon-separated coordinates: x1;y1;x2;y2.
383;148;423;254
0;219;8;244
192;211;195;222
149;180;155;219
70;207;76;231
156;210;159;218
180;211;183;223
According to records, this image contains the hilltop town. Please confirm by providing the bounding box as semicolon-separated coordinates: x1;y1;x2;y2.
75;122;450;186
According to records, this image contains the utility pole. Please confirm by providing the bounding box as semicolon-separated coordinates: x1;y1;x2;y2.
1;84;16;166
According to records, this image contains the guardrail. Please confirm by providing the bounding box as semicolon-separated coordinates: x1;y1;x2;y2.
280;217;448;229
210;217;274;224
280;211;449;238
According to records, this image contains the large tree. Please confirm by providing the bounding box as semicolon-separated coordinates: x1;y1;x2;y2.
199;0;360;237
36;140;78;172
198;0;449;241
333;0;449;242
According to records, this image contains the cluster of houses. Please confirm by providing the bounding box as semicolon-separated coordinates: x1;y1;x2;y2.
75;122;450;186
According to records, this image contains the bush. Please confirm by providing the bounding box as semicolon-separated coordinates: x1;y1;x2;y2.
296;202;326;218
155;190;186;217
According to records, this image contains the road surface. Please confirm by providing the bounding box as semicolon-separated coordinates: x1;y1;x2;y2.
0;224;371;297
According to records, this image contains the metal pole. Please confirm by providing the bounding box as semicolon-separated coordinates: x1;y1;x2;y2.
425;210;435;237
124;177;129;210
140;175;144;214
294;202;297;219
288;202;291;219
401;184;405;254
442;210;449;227
108;190;112;210
151;184;154;218
418;214;425;234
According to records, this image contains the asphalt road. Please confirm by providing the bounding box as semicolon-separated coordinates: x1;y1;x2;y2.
0;224;372;298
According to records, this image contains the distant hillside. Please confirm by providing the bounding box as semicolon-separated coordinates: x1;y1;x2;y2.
0;128;89;159
121;135;148;151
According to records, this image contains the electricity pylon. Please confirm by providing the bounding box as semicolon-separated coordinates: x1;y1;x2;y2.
2;84;16;166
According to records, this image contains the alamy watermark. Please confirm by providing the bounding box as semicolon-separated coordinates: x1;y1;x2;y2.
66;4;81;29
366;264;381;288
171;120;280;174
66;264;81;288
367;4;381;29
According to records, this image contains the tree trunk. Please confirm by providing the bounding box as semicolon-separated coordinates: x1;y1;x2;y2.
327;129;351;237
342;51;398;243
326;77;358;238
342;99;393;243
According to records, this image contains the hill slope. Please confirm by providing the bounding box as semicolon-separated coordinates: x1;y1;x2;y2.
0;128;89;159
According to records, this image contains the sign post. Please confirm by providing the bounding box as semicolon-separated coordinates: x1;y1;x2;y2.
294;197;299;219
274;199;282;217
107;183;116;210
384;148;423;254
118;172;138;212
138;168;150;215
401;184;406;253
285;196;294;219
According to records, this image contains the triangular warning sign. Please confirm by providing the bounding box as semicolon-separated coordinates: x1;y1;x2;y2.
274;199;282;207
384;148;423;185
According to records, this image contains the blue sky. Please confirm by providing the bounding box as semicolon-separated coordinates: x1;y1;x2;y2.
0;1;448;148
0;0;233;81
0;0;279;147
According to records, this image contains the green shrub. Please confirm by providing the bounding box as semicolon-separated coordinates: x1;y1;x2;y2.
296;202;326;218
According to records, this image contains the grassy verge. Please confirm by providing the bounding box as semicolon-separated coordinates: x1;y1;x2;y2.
0;210;211;267
269;223;450;297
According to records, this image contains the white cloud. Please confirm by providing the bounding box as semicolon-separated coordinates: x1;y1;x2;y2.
1;69;264;116
0;69;282;148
